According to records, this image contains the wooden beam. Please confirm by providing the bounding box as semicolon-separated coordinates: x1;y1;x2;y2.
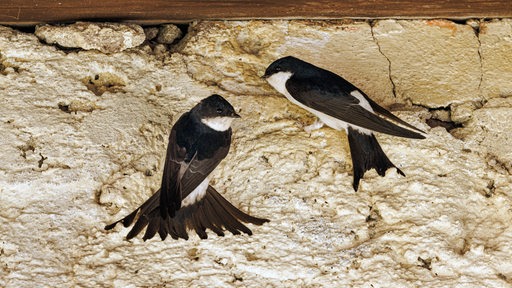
1;0;511;25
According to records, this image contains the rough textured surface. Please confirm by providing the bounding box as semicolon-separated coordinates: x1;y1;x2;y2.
452;97;512;174
372;19;482;107
178;20;395;106
34;22;146;53
479;19;512;100
1;20;512;287
157;24;183;44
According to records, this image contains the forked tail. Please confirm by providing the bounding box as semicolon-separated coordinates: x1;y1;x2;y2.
347;126;405;191
105;186;269;241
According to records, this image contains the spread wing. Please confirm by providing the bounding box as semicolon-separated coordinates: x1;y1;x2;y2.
159;115;231;218
286;76;425;139
105;114;268;241
105;184;269;241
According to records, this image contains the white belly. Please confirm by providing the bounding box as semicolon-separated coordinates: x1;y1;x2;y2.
266;72;372;135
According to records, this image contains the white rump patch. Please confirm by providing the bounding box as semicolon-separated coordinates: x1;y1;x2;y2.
350;90;374;113
201;117;234;131
181;177;209;207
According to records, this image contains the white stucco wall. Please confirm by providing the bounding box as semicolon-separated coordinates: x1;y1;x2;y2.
0;20;511;287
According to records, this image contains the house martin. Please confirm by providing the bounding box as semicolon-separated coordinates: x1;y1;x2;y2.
263;56;425;191
105;94;268;240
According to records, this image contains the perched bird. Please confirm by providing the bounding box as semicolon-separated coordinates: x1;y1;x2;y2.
263;56;425;191
105;94;268;240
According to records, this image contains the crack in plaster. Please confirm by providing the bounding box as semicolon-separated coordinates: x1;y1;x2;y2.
473;21;485;101
370;20;397;99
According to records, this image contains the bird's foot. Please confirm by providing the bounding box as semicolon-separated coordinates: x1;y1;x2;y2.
304;119;324;134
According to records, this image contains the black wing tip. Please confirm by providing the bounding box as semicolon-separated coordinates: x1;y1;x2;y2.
396;167;406;177
105;187;268;241
390;127;426;140
366;96;428;138
397;120;427;137
252;217;270;225
104;212;137;231
408;130;427;139
352;179;360;192
414;126;427;136
104;222;117;231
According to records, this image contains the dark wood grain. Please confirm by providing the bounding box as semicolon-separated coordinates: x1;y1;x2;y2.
1;0;511;25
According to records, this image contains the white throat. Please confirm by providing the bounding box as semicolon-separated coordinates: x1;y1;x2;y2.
266;71;293;95
201;117;234;131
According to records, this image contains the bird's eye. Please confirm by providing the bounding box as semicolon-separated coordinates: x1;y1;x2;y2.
216;108;223;114
275;67;281;71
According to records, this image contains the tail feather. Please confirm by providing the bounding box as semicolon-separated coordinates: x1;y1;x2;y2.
142;215;160;240
203;203;226;236
197;203;224;237
105;186;268;241
347;126;405;191
167;213;188;240
191;208;207;239
207;189;250;235
157;220;168;241
104;190;159;234
209;186;269;226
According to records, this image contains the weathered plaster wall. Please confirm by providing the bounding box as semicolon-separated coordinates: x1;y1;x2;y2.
0;19;511;287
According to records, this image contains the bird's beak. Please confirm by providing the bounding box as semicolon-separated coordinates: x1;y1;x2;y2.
232;112;241;118
261;72;269;79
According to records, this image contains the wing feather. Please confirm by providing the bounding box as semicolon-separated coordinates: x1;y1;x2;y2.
286;76;425;139
159;113;232;218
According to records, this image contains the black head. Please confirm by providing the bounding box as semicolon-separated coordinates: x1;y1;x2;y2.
262;56;308;79
194;94;240;119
